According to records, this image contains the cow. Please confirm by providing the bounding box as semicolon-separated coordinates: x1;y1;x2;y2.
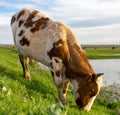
11;8;103;111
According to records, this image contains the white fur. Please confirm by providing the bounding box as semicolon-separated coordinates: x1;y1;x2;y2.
84;95;96;111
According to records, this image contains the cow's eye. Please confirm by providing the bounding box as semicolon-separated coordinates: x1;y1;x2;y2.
90;89;95;97
91;89;95;93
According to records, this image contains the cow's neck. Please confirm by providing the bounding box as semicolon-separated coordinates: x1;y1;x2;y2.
67;44;95;78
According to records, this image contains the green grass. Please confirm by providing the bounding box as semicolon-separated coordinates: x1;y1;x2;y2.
0;46;120;115
85;49;120;59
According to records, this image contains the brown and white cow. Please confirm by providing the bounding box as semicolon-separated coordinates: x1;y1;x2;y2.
11;8;103;111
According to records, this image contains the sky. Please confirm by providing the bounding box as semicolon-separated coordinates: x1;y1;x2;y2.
0;0;120;45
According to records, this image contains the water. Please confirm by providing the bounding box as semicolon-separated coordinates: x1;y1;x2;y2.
90;59;120;86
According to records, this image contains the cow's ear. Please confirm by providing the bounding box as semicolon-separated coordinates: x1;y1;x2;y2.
88;73;103;82
92;73;104;80
94;73;104;80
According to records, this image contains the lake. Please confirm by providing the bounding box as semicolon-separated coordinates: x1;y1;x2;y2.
90;59;120;86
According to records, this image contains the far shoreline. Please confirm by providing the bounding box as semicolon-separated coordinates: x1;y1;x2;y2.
0;44;120;59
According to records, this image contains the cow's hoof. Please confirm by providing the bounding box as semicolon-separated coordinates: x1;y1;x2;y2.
24;72;31;81
62;100;68;105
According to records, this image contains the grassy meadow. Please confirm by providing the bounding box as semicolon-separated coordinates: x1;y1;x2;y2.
0;45;120;115
83;45;120;59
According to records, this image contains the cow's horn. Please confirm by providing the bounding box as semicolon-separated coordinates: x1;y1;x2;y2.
95;73;104;80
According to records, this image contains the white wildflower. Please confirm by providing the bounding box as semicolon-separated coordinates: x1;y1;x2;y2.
2;86;7;92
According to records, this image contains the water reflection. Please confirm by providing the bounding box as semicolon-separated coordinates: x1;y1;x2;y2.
90;59;120;86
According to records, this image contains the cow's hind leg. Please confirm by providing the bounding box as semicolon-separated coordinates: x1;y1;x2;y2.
19;55;30;80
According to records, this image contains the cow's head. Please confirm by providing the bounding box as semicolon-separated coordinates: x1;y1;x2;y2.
71;73;103;111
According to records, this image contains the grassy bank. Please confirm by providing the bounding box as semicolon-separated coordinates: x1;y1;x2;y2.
0;46;120;115
83;45;120;59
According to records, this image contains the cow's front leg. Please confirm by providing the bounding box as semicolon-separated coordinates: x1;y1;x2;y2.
62;81;69;98
51;71;67;105
55;80;68;105
50;58;67;105
19;55;30;80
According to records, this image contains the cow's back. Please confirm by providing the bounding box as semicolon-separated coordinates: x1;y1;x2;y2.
11;8;80;65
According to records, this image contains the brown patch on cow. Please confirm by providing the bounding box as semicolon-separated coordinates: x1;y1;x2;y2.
51;72;54;76
50;71;55;82
30;28;36;33
63;89;66;94
24;10;40;28
55;59;59;63
47;39;70;65
38;17;49;29
17;10;25;21
50;62;53;69
56;70;60;77
19;20;24;27
53;39;63;47
30;17;49;33
18;30;24;36
20;36;30;46
24;10;49;30
24;13;35;27
11;15;16;25
51;71;54;76
32;10;39;15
